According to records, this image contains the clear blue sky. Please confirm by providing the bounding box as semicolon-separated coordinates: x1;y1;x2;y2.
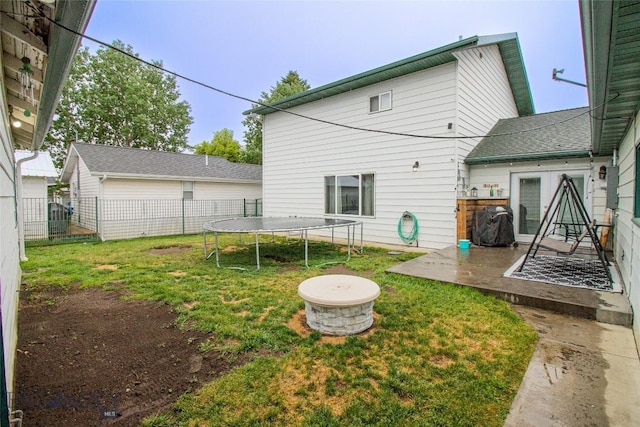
85;0;588;149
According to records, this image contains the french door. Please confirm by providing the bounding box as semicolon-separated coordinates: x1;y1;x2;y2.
510;170;592;242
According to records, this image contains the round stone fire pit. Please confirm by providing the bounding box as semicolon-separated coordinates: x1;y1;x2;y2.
298;274;380;336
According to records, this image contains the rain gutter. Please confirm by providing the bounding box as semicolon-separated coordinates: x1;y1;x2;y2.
464;150;591;165
15;150;40;261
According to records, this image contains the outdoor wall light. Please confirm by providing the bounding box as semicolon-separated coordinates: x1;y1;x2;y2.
413;161;420;172
599;165;607;180
8;105;21;128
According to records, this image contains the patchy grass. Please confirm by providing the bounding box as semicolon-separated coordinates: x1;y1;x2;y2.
22;234;537;426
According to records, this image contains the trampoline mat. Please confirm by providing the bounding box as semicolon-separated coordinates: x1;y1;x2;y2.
203;217;360;233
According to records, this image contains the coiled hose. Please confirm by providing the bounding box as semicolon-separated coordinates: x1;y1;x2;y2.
397;211;419;244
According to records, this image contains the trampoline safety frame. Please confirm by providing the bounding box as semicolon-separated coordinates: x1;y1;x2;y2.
202;217;364;270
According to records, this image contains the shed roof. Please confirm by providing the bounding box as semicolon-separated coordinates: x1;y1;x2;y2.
246;33;534;117
15;150;58;178
465;107;591;165
61;143;261;183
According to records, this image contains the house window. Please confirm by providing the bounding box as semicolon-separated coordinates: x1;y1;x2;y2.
369;91;392;113
324;174;375;216
182;181;194;200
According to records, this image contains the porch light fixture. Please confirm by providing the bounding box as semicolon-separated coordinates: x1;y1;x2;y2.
599;165;607;180
412;161;419;172
8;105;21;128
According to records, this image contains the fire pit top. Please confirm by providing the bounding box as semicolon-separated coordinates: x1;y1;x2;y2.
298;274;380;307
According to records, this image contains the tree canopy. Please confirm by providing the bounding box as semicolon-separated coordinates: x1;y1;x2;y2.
194;128;242;162
241;71;310;165
45;40;193;169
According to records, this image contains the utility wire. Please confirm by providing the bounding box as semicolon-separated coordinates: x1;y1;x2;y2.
15;6;622;140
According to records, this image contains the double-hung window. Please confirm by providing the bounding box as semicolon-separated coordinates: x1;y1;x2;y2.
325;174;375;216
369;91;392;113
182;181;194;200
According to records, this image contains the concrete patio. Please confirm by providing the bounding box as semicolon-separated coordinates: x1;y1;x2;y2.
386;244;632;326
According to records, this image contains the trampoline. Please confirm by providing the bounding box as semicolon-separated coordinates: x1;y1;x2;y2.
202;217;363;269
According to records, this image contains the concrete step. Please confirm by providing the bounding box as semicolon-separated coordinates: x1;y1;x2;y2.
386;245;632;326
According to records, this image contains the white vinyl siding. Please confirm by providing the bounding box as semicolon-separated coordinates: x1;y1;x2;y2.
454;45;519;187
22;177;49;240
263;63;459;249
613;109;640;342
0;108;20;405
21;176;47;199
101;179;261;200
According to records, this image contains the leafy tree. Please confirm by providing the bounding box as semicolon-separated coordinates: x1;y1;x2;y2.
194;128;242;162
45;40;193;169
241;71;310;164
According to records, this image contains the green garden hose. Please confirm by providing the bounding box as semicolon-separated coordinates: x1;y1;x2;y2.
397;211;419;243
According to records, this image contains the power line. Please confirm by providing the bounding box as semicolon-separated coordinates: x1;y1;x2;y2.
16;7;620;141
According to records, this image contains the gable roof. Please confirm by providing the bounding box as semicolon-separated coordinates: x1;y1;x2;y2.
246;33;534;117
15;150;58;178
61;143;261;183
580;0;640;155
465;107;591;165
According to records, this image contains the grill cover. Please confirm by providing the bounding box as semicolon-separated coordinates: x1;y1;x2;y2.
471;205;515;247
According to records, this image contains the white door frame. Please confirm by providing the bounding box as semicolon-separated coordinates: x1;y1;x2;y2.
511;169;592;242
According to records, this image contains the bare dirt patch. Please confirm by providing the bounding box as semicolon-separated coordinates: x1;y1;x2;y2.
322;264;374;278
146;245;192;255
15;287;259;426
286;310;379;345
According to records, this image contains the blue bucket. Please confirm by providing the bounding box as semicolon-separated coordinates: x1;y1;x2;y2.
459;239;470;249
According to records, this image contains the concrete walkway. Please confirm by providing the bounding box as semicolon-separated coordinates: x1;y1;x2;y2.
505;306;640;426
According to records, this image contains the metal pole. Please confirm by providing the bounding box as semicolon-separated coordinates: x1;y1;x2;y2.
255;232;260;270
214;232;221;268
304;230;309;268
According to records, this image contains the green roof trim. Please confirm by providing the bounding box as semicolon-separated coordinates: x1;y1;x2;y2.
465;150;592;165
245;33;534;117
580;0;640;155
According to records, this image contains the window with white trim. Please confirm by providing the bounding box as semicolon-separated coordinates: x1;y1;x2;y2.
369;91;392;113
182;181;194;200
324;174;375;216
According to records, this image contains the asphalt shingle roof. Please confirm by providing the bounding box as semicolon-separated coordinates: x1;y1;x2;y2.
465;107;591;165
69;143;261;182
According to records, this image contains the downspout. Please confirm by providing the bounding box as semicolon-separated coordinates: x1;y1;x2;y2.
15;150;40;261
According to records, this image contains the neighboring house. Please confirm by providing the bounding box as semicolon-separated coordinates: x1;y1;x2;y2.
579;0;640;351
0;0;95;421
247;33;534;249
465;107;611;242
14;150;57;240
60;143;262;240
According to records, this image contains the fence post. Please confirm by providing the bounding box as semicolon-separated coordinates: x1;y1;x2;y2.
95;197;99;241
182;198;185;235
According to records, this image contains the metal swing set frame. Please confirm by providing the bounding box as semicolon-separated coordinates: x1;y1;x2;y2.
516;174;611;282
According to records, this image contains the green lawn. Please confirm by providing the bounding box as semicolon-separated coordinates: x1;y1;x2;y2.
22;234;537;426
